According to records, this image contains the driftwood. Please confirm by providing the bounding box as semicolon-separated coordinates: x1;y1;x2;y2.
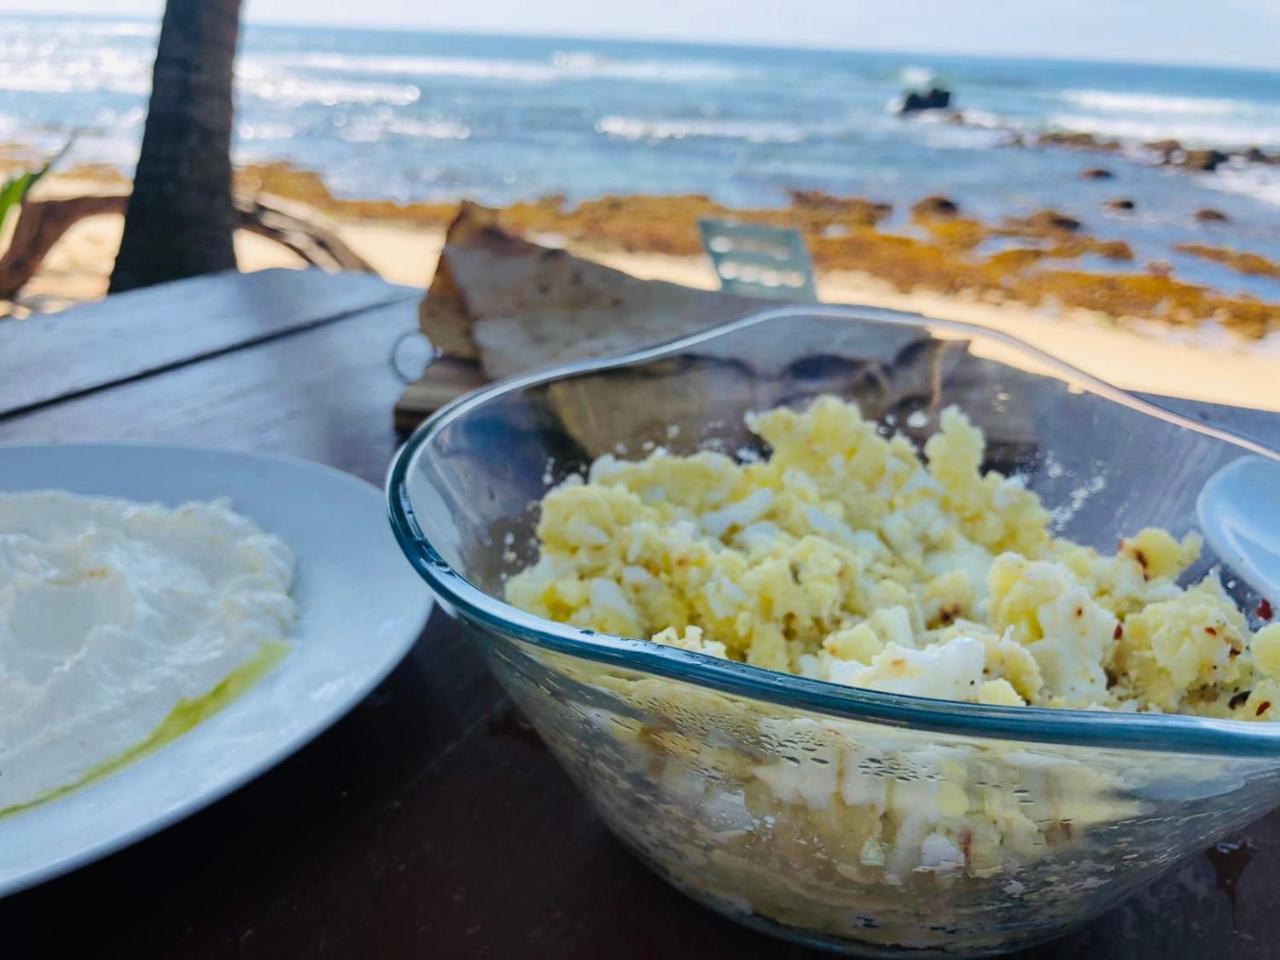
0;191;375;299
235;195;375;275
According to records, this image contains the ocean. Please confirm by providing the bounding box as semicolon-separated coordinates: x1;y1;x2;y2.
2;15;1279;300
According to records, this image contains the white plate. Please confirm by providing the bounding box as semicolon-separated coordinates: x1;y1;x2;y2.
0;444;433;897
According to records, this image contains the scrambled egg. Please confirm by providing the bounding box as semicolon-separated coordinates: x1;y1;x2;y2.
508;395;1279;719
505;396;1279;947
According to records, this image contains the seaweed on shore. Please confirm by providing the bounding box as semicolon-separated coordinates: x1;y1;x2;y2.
1174;243;1280;282
233;161;1279;340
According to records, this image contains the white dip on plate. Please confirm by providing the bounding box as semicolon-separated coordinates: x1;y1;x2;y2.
0;491;296;813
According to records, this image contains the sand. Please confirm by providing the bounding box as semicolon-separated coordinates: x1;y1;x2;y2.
9;174;1279;414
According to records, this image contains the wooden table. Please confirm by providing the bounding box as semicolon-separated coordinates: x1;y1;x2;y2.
2;268;1277;959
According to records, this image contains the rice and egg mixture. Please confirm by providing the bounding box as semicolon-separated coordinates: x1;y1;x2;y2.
507;395;1280;719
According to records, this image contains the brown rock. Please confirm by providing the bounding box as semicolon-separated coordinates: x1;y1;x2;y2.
1147;260;1174;278
1144;138;1183;161
911;195;961;219
1013;209;1082;233
1180;149;1229;172
1194;208;1230;223
1105;198;1136;212
1096;240;1135;261
1080;167;1114;180
1242;147;1277;165
787;189;892;225
1035;130;1122;152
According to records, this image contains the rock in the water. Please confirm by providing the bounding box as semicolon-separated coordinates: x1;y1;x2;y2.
1105;198;1136;212
788;189;892;224
1147;260;1174;278
911;195;960;219
898;86;951;114
1242;147;1277;164
1014;209;1083;233
1081;167;1114;180
1181;149;1229;172
1194;207;1230;223
1036;130;1122;152
1144;138;1183;161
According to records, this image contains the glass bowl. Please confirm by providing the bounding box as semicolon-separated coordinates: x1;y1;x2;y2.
387;306;1280;958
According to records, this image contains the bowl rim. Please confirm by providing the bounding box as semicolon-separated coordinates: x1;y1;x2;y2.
387;304;1280;757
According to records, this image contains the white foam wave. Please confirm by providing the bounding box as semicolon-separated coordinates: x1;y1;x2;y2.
1060;89;1246;116
238;121;298;142
0;43;152;95
237;74;420;107
898;65;935;88
1046;113;1280;148
958;107;1006;129
596;115;807;144
1206;165;1280;208
914;121;1009;151
77;21;158;38
249;50;740;84
551;51;741;82
0;72;148;95
339;114;471;143
388;117;470;139
258;53;551;82
93;105;146;128
7;19;156;39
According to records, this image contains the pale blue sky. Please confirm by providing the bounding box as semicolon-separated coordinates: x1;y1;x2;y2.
4;1;1279;69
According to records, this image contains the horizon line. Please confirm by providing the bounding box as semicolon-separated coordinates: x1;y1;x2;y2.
11;8;1280;76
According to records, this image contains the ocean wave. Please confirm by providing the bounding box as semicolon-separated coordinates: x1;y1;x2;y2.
237;74;420;107
387;117;471;139
596;115;807;143
75;21;158;38
94;105;146;128
1059;89;1246;116
238;121;298;142
1206;166;1280;208
959;108;1008;129
0;72;148;95
248;50;741;84
1046;113;1280;148
898;65;936;88
256;53;552;83
338;114;471;143
0;44;153;94
8;19;156;38
551;51;741;82
912;120;1009;151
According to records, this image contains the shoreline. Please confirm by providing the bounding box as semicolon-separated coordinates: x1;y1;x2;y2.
8;165;1280;413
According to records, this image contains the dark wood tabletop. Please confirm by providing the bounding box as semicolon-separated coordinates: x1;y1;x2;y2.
2;268;1278;960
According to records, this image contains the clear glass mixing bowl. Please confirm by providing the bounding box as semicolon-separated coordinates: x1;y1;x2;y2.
387;306;1280;957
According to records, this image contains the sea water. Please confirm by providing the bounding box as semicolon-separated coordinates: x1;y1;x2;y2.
1;15;1277;300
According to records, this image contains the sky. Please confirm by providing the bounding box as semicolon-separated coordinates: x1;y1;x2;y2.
3;0;1279;70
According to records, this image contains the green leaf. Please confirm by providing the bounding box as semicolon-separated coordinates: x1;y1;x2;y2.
0;132;79;238
0;171;35;237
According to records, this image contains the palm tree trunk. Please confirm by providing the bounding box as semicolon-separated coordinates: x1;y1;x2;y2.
109;0;242;293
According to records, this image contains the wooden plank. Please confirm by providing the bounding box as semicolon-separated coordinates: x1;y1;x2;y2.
0;267;419;419
0;296;420;461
